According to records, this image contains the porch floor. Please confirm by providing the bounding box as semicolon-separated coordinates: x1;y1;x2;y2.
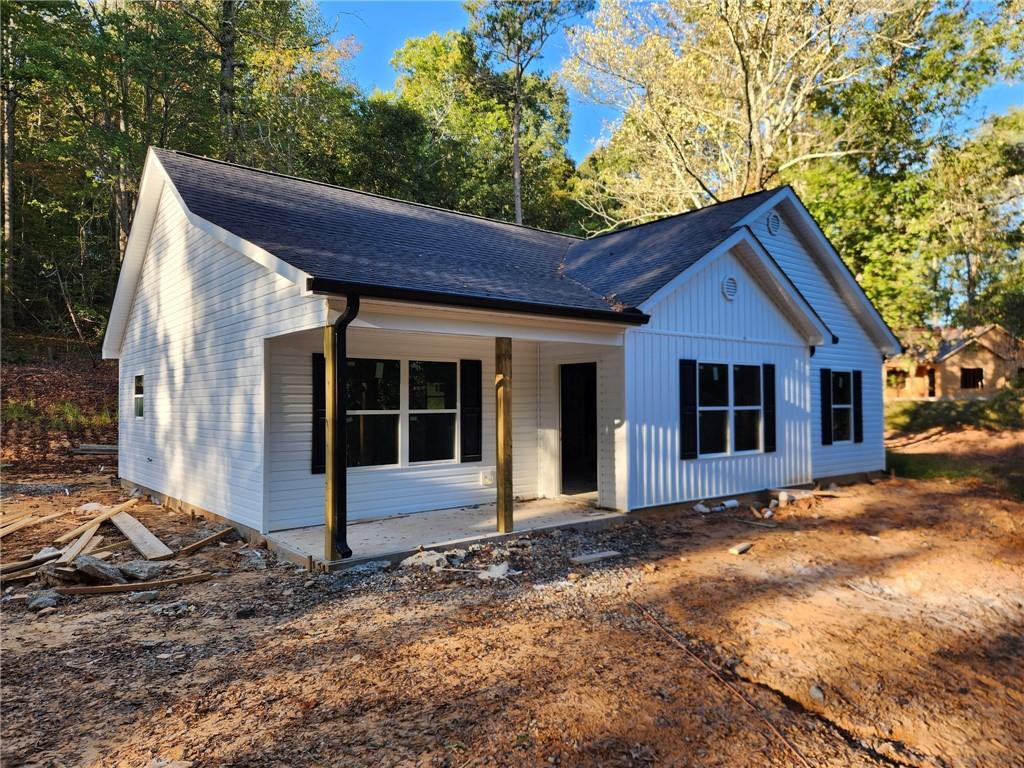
267;496;623;568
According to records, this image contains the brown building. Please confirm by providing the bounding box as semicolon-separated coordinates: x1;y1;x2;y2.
885;324;1024;401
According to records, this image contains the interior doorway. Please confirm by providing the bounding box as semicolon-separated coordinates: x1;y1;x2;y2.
560;362;598;495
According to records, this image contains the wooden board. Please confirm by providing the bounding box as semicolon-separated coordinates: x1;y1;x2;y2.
0;510;72;539
0;509;33;525
177;527;234;557
54;572;212;595
0;551;112;586
56;525;100;565
110;511;174;560
55;498;138;544
0;551;61;574
81;535;105;554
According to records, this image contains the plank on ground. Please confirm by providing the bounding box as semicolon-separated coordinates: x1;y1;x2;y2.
176;527;234;557
54;572;211;595
0;510;73;539
110;511;174;560
55;498;138;544
56;525;100;565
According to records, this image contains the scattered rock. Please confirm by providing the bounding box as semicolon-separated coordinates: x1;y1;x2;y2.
35;606;58;618
234;606;256;619
643;563;658;573
507;539;532;549
128;590;160;604
32;546;62;559
570;550;621;565
77;502;105;512
477;561;521;580
566;572;581;582
303;579;316;588
76;554;127;584
728;542;753;555
400;550;449;569
444;548;468;565
27;590;60;611
809;684;825;702
119;560;172;581
344;559;391;576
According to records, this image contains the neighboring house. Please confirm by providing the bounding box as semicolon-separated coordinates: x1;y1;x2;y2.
885;325;1023;401
102;148;900;560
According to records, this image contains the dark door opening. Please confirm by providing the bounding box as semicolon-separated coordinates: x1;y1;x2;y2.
927;369;936;398
560;362;598;495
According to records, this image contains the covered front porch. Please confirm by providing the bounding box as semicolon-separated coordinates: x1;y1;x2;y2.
262;297;630;566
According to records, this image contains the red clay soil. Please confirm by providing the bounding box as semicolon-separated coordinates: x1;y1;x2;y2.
2;455;1022;768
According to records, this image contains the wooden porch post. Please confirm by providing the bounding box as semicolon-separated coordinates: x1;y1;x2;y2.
495;337;513;533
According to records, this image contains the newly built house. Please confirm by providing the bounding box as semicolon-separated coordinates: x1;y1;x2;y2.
103;148;900;562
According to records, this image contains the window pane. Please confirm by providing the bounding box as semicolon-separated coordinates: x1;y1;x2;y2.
134;396;144;418
960;368;983;389
347;359;399;411
409;361;457;410
833;407;851;441
734;410;760;451
699;363;729;407
832;371;852;405
699;410;728;454
346;414;399;467
134;375;144;395
733;365;761;406
409;413;456;462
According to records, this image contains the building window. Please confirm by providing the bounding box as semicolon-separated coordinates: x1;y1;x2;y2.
408;361;458;463
346;358;400;467
960;368;984;390
697;363;762;456
886;369;908;390
831;371;852;441
133;375;144;418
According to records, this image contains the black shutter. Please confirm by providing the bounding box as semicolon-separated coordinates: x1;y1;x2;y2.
762;364;776;453
853;369;863;443
820;368;833;446
311;353;326;474
679;359;698;460
460;359;482;462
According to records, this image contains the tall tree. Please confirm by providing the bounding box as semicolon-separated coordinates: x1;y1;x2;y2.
466;0;592;224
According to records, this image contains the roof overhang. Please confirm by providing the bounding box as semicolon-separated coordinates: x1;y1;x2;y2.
637;227;832;346
307;277;650;326
734;187;902;355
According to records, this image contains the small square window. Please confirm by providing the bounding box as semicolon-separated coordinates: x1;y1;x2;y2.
699;363;729;407
409;361;457;410
832;371;852;405
733;365;761;406
699;410;728;454
734;410;760;452
346;414;399;467
409;412;457;462
833;407;852;442
133;375;144;418
960;368;983;389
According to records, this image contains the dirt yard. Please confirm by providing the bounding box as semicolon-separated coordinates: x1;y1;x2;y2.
2;439;1023;767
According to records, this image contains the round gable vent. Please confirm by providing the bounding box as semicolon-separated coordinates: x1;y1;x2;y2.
721;276;738;301
766;211;782;234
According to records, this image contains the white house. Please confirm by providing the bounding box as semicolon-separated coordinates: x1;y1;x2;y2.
103;148;900;561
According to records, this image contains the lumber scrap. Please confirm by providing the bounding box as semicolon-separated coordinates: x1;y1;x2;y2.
71;443;117;455
110;512;174;560
81;535;105;554
0;552;112;586
56;525;100;565
86;539;130;556
55;499;138;544
0;510;73;539
176;527;234;557
54;572;212;595
0;509;33;525
0;551;61;575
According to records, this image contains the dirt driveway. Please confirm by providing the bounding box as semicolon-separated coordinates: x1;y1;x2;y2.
2;466;1022;767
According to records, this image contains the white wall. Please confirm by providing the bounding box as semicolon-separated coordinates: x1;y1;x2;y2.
537;343;627;510
748;208;886;477
265;328;540;529
118;188;326;530
626;249;813;509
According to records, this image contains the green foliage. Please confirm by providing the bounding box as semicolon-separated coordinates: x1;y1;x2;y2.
1;397;116;429
886;449;1024;501
885;387;1024;434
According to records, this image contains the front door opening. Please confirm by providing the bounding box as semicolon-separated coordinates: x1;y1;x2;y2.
560;362;598;495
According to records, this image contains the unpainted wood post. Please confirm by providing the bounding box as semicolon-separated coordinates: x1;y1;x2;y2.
495;337;513;533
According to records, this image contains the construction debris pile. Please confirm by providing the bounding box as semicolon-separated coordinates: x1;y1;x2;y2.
1;493;237;610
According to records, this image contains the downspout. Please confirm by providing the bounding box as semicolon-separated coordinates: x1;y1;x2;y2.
330;295;360;559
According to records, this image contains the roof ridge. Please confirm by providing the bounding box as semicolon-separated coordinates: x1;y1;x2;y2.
153;147;585;241
583;187;787;240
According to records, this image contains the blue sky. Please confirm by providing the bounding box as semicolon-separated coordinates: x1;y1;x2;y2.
319;0;1022;165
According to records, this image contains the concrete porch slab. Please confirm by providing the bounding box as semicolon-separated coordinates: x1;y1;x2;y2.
267;497;624;570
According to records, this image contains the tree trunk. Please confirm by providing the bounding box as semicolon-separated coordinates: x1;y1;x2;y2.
219;0;237;161
511;67;523;226
2;82;14;327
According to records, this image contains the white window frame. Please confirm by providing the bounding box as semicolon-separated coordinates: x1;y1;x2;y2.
346;357;462;472
830;370;853;444
697;362;763;458
133;374;144;419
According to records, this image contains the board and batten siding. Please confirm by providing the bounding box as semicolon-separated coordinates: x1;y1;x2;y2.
536;343;627;510
625;249;813;510
117;187;327;530
265;328;540;529
748;208;885;478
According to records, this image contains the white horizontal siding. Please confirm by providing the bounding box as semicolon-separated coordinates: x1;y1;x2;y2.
626;250;812;509
749;209;885;477
118;188;326;530
536;343;627;510
266;328;540;529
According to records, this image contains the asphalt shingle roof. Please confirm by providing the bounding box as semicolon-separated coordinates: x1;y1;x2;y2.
154;149;782;321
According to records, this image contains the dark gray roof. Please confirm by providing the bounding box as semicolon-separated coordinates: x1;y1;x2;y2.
155;149;783;322
562;190;778;308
